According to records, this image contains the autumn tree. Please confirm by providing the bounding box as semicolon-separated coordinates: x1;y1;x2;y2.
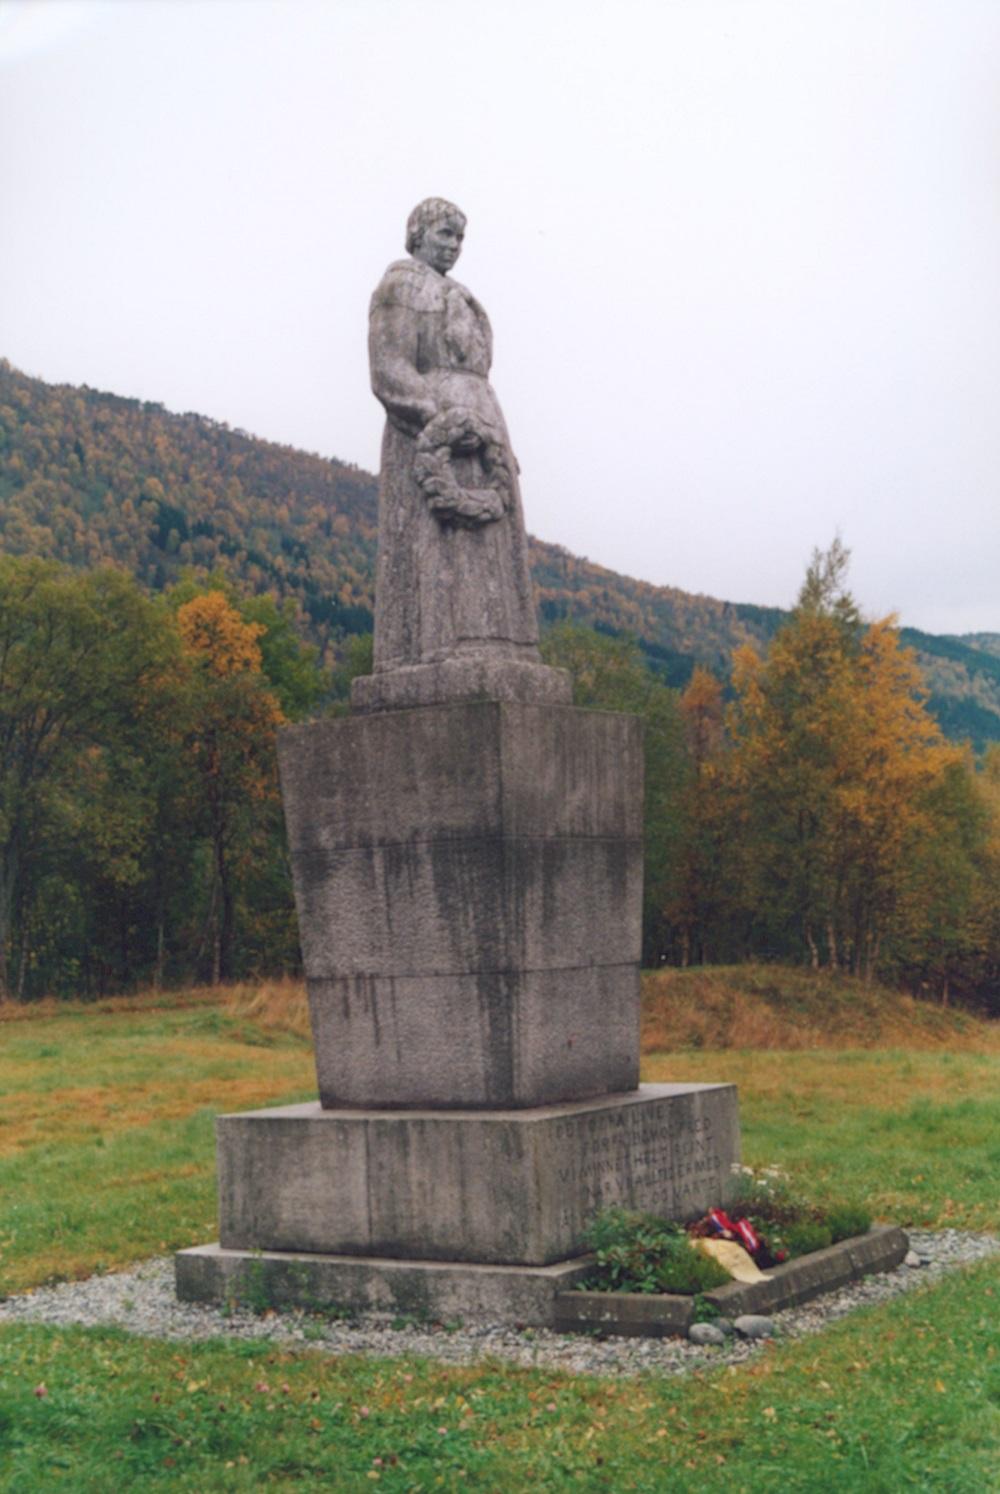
666;666;743;965
969;748;1000;1012
175;591;285;983
726;544;966;978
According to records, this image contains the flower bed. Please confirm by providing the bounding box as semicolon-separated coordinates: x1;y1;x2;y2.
553;1170;908;1339
553;1225;909;1338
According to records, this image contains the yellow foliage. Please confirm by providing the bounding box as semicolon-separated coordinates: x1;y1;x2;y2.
723;604;971;976
176;591;265;676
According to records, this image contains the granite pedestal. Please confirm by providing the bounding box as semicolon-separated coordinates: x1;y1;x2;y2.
177;1083;741;1323
176;685;742;1325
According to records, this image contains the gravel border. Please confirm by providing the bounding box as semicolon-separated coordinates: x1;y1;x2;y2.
2;1230;997;1378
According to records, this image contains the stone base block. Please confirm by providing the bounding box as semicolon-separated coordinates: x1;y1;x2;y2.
217;1083;741;1267
177;1225;907;1334
554;1287;695;1338
350;658;572;713
175;1244;591;1328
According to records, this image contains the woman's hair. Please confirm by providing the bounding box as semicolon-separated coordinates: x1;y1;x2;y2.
406;198;466;254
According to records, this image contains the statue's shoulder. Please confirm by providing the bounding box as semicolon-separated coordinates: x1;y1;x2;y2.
370;259;445;314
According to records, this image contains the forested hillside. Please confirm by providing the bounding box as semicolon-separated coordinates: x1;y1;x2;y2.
0;361;378;664
3;359;997;744
2;361;999;1007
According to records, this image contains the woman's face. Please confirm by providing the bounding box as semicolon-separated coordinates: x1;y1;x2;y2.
413;215;465;274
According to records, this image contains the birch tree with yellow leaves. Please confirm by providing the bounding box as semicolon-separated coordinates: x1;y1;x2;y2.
726;543;967;979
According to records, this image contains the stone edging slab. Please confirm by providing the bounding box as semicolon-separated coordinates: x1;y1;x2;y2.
552;1225;909;1338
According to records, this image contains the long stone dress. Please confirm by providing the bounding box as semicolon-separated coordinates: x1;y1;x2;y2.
367;256;542;674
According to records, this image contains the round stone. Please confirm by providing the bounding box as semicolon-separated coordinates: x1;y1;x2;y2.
688;1322;726;1347
732;1314;775;1339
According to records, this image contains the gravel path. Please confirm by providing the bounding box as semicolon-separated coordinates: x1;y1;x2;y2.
2;1230;996;1379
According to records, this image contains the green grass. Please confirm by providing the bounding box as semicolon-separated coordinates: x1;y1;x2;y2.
2;1259;998;1491
644;1049;1000;1232
0;1003;315;1292
2;987;1000;1489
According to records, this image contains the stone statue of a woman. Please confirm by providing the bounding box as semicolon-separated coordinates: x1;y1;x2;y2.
353;198;569;711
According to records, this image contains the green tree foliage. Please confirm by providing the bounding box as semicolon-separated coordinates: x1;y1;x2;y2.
539;623;688;963
0;559;174;996
0;557;323;999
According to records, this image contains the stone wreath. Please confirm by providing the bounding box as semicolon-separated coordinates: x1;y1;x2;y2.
414;405;513;528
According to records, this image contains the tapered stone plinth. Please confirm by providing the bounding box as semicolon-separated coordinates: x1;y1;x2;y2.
276;699;644;1109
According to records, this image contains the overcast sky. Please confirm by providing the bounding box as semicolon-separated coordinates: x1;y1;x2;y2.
2;0;998;635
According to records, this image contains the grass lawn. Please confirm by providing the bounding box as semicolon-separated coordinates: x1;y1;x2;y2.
2;983;999;1489
0;1000;315;1293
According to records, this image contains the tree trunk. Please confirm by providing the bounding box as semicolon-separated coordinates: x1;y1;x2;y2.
201;861;221;986
154;916;165;991
211;909;222;987
213;821;234;984
16;919;29;1000
119;896;131;989
805;923;819;969
826;920;839;970
0;846;18;1002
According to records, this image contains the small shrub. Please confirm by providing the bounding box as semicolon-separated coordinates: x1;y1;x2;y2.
827;1202;872;1242
578;1207;729;1295
782;1219;833;1257
656;1249;730;1294
731;1170;871;1258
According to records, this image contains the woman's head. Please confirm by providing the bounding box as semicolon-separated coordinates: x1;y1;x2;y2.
406;198;467;273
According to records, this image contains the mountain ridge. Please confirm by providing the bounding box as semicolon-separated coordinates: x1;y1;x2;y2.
2;359;997;746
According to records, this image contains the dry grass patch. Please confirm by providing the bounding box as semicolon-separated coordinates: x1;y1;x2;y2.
1;1007;315;1158
0;986;223;1024
1;1070;315;1154
641;964;1000;1054
225;975;310;1039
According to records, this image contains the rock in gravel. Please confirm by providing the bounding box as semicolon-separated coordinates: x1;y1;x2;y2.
733;1315;775;1340
905;1250;923;1268
688;1322;726;1347
714;1318;735;1337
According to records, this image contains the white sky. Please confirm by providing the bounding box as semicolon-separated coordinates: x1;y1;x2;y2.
2;0;998;635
